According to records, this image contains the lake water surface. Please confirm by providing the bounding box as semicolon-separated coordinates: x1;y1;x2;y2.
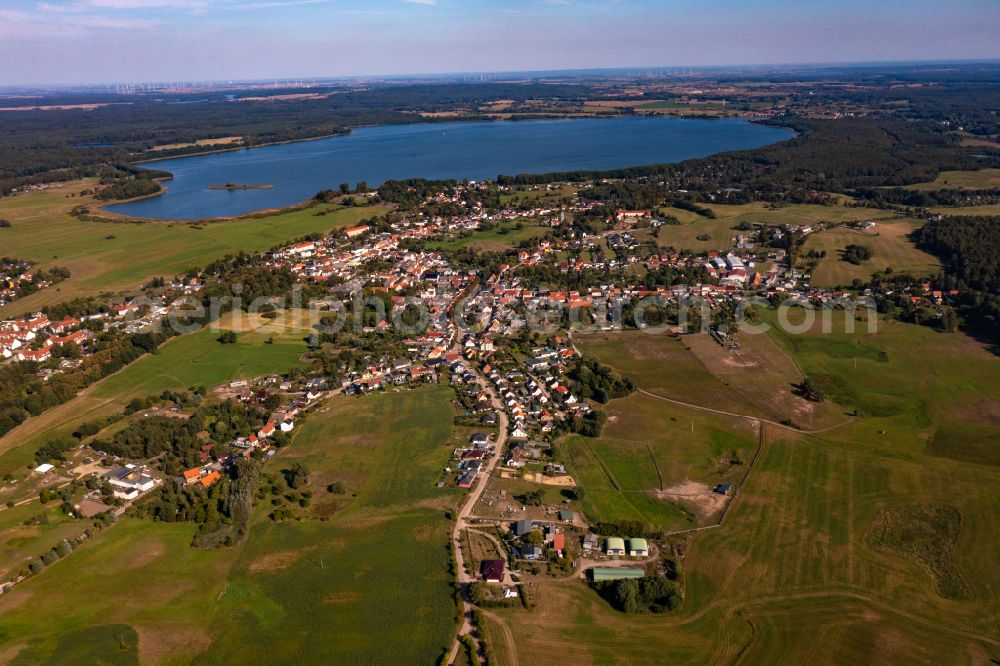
108;117;792;220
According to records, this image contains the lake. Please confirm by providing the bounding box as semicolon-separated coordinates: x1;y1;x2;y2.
107;117;792;220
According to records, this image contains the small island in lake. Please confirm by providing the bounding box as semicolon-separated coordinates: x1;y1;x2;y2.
207;182;274;190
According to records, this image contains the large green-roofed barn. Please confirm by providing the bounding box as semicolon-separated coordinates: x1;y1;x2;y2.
590;567;645;582
628;538;649;557
605;537;626;555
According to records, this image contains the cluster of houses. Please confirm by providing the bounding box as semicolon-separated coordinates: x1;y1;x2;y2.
452;431;492;488
227;390;323;458
0;313;92;363
0;260;39;309
1;293;184;368
509;518;572;561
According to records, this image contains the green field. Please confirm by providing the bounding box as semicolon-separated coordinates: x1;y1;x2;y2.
0;388;462;664
201;389;460;663
801;220;942;286
0;324;311;475
488;317;1000;664
0;519;237;663
902;168;1000;191
575;329;844;431
427;220;549;251
0;180;384;316
0;501;85;581
656;202;895;253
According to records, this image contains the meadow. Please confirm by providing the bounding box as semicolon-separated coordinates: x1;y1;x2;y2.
0;501;86;582
427;220;549;252
0;180;384;317
801;220;942;287
575;328;845;431
655;201;895;253
0;388;463;664
487;316;1000;664
901;168;1000;190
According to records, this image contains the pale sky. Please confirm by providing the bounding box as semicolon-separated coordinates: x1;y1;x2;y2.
2;0;999;85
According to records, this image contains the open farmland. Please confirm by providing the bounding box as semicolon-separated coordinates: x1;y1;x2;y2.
575;328;844;431
901;168;1000;190
197;387;461;664
0;519;238;664
488;431;1000;664
656;201;895;253
801;220;942;287
0;180;384;317
489;317;1000;664
0;388;462;664
0;501;86;582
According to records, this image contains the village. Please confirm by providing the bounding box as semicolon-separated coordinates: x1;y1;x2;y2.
0;176;966;634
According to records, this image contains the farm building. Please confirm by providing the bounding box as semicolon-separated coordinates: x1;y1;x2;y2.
606;537;626;556
558;510;574;522
714;482;732;495
628;538;649;557
590;567;644;583
104;466;159;500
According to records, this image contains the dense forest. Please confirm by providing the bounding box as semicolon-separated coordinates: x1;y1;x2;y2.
502;117;997;197
913;216;1000;344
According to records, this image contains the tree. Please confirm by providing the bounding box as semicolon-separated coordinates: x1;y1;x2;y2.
217;331;238;344
842;244;873;265
517;489;544;506
282;463;309;490
615;578;640;614
799;377;825;402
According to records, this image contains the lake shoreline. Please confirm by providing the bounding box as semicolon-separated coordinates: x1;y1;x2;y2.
107;115;795;221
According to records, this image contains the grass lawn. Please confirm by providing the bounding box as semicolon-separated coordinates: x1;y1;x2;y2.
0;180;385;317
0;388;463;664
801;220;941;287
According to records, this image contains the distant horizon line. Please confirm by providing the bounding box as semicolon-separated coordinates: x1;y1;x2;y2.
3;57;999;92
